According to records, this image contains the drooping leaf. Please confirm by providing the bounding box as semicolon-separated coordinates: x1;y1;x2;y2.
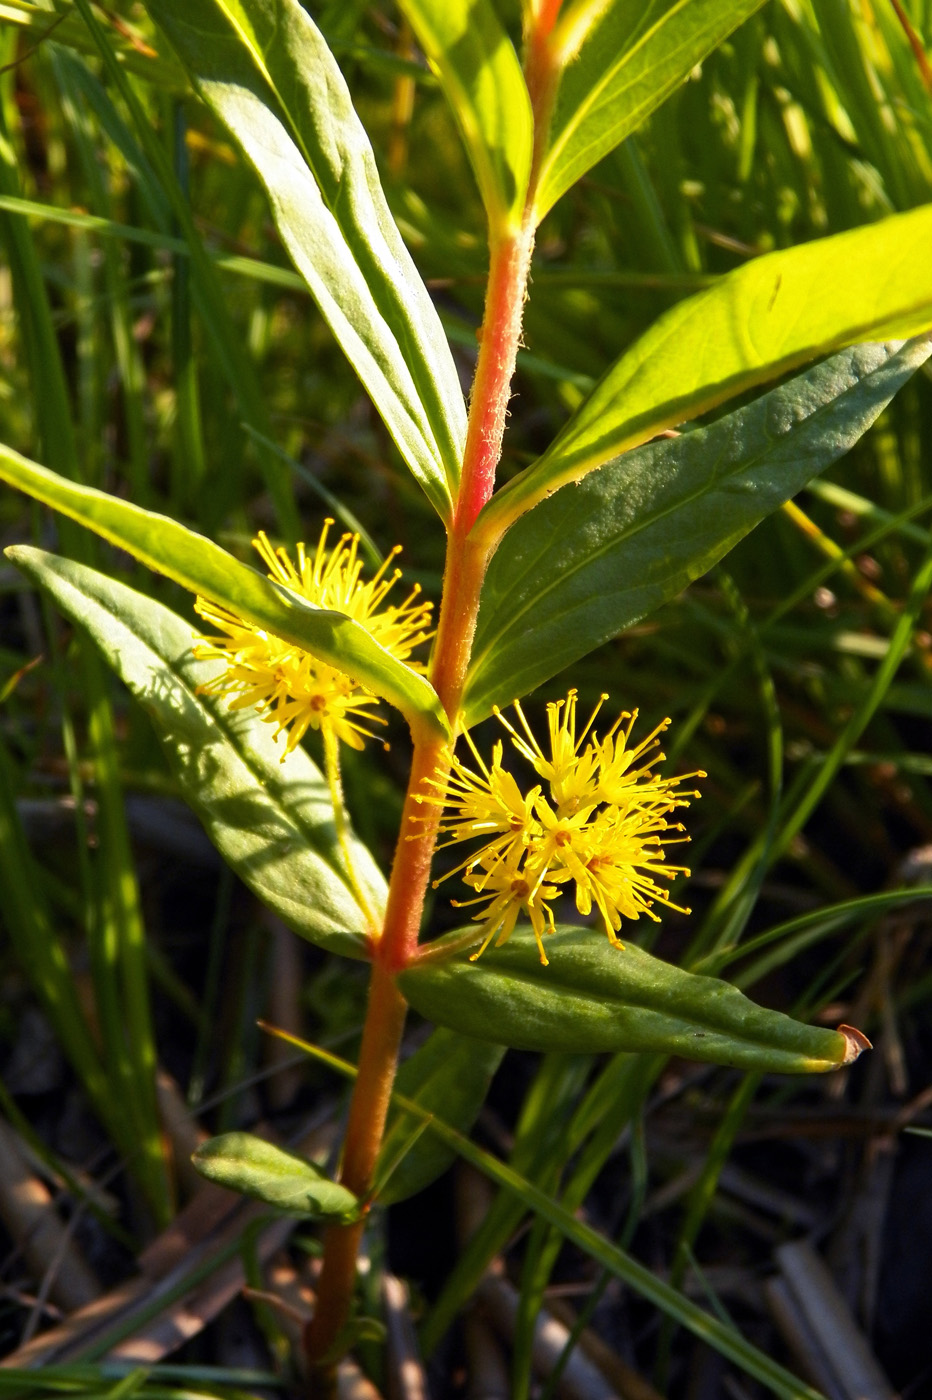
464;337;932;723
192;1132;361;1220
399;928;866;1072
142;0;466;518
7;546;382;955
376;1028;504;1205
397;0;532;233
533;0;767;220
0;449;448;742
480;205;932;536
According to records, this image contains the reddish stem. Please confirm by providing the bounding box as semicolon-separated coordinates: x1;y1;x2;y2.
453;225;536;537
525;0;562;59
306;33;557;1377
304;961;406;1373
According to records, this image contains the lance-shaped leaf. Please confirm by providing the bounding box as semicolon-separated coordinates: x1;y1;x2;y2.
193;1133;361;1220
534;0;766;220
7;546;381;955
479;204;932;537
0;447;448;742
143;0;465;518
399;928;867;1072
376;1028;504;1206
464;337;932;723
397;0;532;233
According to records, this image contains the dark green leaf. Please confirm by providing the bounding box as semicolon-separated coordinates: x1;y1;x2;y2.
7;546;381;955
0;449;448;742
480;206;932;535
535;0;766;219
397;0;532;232
192;1132;361;1219
376;1028;504;1205
465;337;932;722
143;0;466;517
399;928;865;1072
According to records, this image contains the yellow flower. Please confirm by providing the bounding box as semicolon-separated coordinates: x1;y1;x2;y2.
193;522;432;757
555;806;692;943
422;691;703;965
588;709;679;809
421;730;542;871
451;849;559;964
495;690;603;812
253;524;433;665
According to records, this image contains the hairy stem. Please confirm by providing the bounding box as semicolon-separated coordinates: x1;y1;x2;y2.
304;960;407;1377
454;226;536;537
306;202;539;1400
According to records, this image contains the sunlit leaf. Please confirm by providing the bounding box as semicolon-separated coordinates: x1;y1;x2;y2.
397;0;532;232
465;337;932;721
7;546;383;954
399;928;865;1072
534;0;766;219
480;205;932;536
193;1132;361;1219
0;449;448;741
143;0;466;517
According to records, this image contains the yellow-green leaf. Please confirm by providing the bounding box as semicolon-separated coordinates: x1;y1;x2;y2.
397;0;533;233
0;446;448;742
534;0;767;220
7;546;380;954
480;204;932;538
193;1133;361;1220
143;0;465;517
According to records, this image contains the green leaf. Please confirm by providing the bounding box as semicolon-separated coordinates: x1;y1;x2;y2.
192;1132;361;1220
464;337;932;722
376;1028;504;1205
7;546;382;955
399;928;866;1072
142;0;466;518
534;0;767;220
0;448;448;742
397;0;532;232
480;205;932;536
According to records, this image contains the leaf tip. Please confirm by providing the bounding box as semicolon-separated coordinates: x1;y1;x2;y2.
837;1023;872;1065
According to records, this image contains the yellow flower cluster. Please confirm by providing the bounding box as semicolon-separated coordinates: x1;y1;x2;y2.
193;522;432;756
420;692;703;965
